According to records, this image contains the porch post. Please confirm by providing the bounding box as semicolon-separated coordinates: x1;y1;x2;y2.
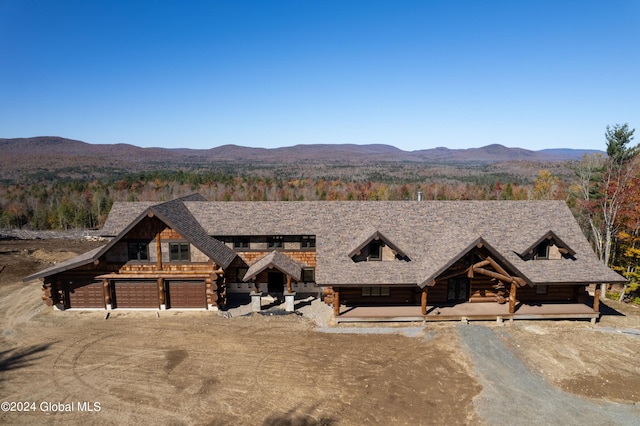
509;282;517;314
333;288;340;316
421;287;428;315
286;275;292;293
593;283;600;313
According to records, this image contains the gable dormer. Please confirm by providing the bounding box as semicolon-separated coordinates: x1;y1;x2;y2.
349;229;410;263
520;231;575;261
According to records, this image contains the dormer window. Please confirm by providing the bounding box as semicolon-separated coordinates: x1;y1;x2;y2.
369;241;382;261
521;231;575;261
349;230;410;263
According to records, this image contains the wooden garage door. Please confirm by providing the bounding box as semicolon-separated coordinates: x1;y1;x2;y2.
167;280;206;308
114;280;159;308
68;281;104;308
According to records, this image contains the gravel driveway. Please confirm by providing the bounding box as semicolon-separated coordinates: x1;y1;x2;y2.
457;325;640;425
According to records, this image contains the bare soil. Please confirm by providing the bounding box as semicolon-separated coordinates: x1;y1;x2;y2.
1;239;640;425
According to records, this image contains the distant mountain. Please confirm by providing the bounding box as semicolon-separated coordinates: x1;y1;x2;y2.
0;136;604;182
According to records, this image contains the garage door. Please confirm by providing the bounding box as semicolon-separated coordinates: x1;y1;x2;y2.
68;281;104;308
114;280;159;308
167;281;207;308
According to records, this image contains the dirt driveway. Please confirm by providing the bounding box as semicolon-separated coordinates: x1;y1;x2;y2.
1;239;640;425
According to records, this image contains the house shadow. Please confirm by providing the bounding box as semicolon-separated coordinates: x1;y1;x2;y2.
598;298;625;317
0;343;53;376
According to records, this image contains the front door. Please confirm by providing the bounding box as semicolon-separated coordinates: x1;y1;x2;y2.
267;272;284;293
447;277;469;303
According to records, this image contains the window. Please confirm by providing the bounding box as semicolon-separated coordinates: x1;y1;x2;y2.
369;241;382;261
536;241;550;260
301;236;316;249
268;236;284;249
361;286;389;296
536;285;548;295
169;242;190;262
234;238;249;249
302;267;315;282
128;242;149;261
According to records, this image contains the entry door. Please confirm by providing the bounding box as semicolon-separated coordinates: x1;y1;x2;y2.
267;272;284;293
447;277;469;303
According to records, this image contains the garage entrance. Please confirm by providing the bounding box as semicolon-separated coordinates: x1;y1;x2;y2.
67;281;104;308
167;280;207;308
114;280;159;308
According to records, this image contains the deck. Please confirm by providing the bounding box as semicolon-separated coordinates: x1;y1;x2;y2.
335;302;600;323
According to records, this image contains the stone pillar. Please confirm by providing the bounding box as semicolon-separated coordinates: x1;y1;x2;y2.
284;292;296;312
250;291;262;312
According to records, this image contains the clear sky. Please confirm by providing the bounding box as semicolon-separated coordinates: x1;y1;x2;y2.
1;0;638;151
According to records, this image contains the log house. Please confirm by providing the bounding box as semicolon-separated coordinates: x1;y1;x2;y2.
24;196;626;320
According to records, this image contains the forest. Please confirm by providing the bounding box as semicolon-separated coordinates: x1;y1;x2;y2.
1;124;638;302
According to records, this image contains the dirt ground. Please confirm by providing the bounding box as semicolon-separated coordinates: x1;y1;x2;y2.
1;239;640;425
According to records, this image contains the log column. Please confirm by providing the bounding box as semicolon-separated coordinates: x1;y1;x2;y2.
333;288;340;316
103;278;112;310
593;283;601;313
509;282;517;314
158;277;166;310
156;232;163;270
421;287;428;315
286;276;292;293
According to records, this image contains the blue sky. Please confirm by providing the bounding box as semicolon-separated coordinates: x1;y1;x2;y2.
1;0;638;151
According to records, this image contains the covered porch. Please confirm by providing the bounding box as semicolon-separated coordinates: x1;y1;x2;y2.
335;301;601;323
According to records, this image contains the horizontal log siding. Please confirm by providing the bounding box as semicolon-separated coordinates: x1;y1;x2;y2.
340;287;418;306
517;284;580;303
425;281;450;304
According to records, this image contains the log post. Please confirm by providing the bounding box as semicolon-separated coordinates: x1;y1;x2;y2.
254;280;259;294
158;277;166;309
509;282;517;314
593;283;600;313
156;232;163;270
286;275;292;293
103;278;111;308
421;287;428;315
333;288;340;316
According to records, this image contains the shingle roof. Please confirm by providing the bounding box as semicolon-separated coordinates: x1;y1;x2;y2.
24;245;106;281
183;200;625;286
243;250;304;282
149;199;236;268
45;199;625;287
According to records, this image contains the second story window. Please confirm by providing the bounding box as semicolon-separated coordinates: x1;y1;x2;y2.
301;236;316;249
234;238;249;249
268;236;284;249
169;242;190;262
128;242;149;261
